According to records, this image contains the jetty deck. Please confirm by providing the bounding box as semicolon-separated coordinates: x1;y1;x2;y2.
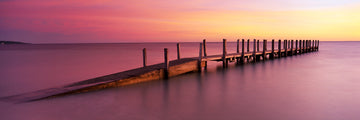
1;39;319;103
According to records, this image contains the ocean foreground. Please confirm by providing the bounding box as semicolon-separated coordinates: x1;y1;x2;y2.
1;41;360;120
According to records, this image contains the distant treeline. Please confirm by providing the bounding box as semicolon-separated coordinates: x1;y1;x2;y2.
0;41;29;44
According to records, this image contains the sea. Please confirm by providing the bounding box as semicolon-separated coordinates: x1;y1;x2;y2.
0;41;360;120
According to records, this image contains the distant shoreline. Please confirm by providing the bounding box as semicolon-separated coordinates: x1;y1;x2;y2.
0;41;29;45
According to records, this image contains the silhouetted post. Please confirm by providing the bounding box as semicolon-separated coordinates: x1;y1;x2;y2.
303;40;305;53
177;43;180;60
222;39;228;68
284;40;287;57
288;40;290;49
312;40;315;51
164;48;169;79
263;39;267;60
253;39;257;62
299;40;302;54
291;40;294;55
198;43;203;72
270;39;275;59
203;39;207;69
143;48;147;67
237;39;240;53
241;39;245;63
257;40;260;52
278;40;282;58
247;39;250;52
295;40;298;55
318;40;320;50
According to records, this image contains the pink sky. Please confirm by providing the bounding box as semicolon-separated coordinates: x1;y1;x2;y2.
0;0;359;43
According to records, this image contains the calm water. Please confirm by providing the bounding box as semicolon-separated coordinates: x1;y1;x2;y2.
1;41;360;120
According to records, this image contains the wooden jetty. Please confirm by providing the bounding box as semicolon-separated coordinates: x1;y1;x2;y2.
1;39;320;102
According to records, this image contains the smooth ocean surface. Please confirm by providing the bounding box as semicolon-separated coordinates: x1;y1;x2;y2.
1;41;360;120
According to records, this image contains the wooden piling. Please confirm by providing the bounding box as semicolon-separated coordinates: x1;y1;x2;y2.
284;40;287;57
303;40;305;53
222;39;228;68
177;43;180;60
237;39;240;53
198;43;203;72
203;39;207;69
263;39;267;60
271;39;275;59
164;48;169;79
295;40;298;55
257;40;260;52
311;40;315;51
241;39;245;63
143;48;147;67
253;39;257;62
291;40;294;55
278;40;281;58
247;39;250;52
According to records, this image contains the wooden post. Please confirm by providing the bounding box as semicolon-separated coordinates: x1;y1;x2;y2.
222;39;227;68
299;40;302;54
284;40;287;57
143;48;147;67
278;40;282;58
262;39;267;60
253;39;257;62
256;40;259;52
318;40;320;50
203;39;207;57
270;39;275;59
241;39;245;63
288;40;290;49
311;40;315;51
295;40;298;55
291;40;294;55
164;48;169;79
247;39;250;52
303;40;305;53
203;39;207;69
237;39;240;53
198;43;203;72
177;43;180;60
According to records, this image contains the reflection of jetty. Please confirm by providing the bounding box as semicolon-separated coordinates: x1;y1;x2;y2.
1;39;319;102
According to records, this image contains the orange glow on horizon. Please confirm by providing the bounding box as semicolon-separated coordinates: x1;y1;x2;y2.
0;0;359;43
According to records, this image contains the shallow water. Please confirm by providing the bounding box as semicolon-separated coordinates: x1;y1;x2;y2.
1;41;360;120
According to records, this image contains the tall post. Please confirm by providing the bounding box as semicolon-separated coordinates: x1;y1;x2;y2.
222;39;228;68
247;39;250;52
278;40;282;58
291;40;294;55
295;40;298;55
164;48;169;79
270;39;275;59
262;39;267;60
203;39;207;57
312;40;315;51
257;40;260;52
253;39;257;62
237;39;240;53
143;48;147;67
318;40;320;50
241;39;245;63
177;43;180;60
284;40;287;57
299;40;302;54
203;39;207;69
303;40;305;53
198;43;203;72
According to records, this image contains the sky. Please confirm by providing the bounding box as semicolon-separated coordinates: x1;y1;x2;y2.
0;0;359;43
